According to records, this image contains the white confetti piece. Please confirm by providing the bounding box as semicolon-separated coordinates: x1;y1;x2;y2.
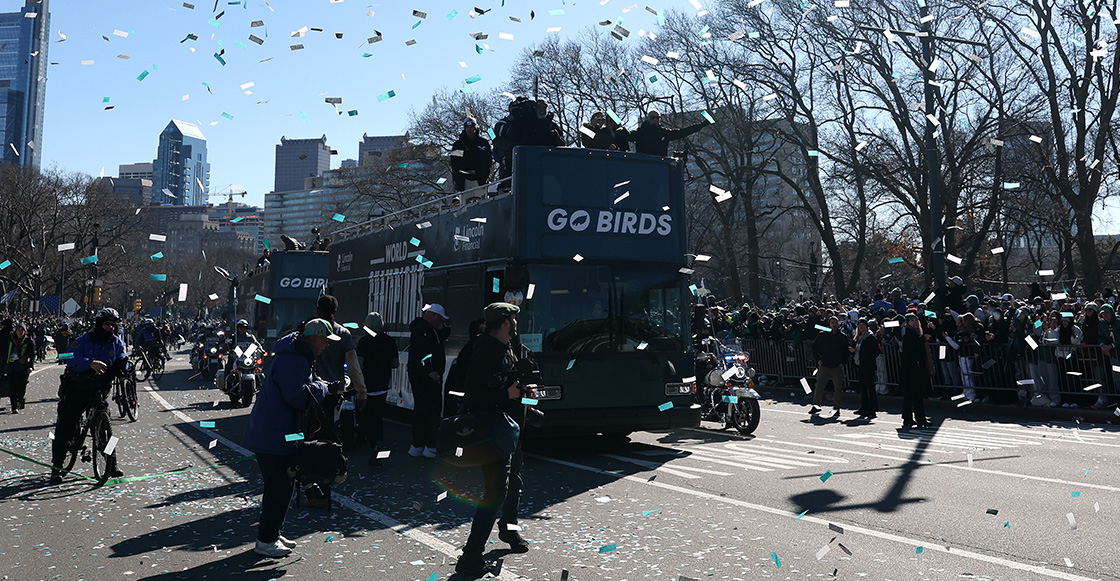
1066;512;1076;530
103;435;120;455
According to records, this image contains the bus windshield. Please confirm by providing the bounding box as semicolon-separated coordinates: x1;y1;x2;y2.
519;265;686;354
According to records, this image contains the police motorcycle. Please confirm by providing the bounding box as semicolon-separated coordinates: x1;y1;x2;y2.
694;335;762;435
216;341;264;408
198;328;225;382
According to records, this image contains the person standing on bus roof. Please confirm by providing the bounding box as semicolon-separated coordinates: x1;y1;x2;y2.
450;118;493;193
631;109;712;156
407;304;450;458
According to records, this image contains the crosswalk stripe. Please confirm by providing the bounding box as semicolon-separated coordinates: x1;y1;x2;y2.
600;453;733;478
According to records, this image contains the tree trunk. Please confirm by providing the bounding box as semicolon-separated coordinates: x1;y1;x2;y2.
1074;204;1102;295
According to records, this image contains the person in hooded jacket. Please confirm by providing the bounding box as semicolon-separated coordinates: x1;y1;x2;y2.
242;319;337;558
3;322;35;413
407;304;450;458
355;312;398;465
631;109;711;156
450;118;493;193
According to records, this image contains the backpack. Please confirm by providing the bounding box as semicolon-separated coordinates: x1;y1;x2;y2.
286;385;348;485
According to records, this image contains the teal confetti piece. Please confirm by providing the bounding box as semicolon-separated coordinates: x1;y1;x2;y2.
1072;491;1081;497
213;52;226;65
150;274;167;281
808;150;819;157
689;284;698;295
332;213;346;222
221;112;234;120
58;352;74;360
476;44;483;54
409;237;421;246
447;9;458;19
698;24;710;37
550;9;565;15
377;90;396;102
80;255;99;265
254;294;271;304
324;534;334;541
230;217;244;223
465;74;482;84
0;260;9;270
566;359;575;370
284;433;304;442
888;257;904;264
796;509;808;519
150;252;163;261
421;353;433;363
208;18;221;28
657;401;673;412
521;397;539;406
701;111;715;124
397;162;409;168
426;573;438;581
102;96;110;103
916;546;923;554
137;70;150;81
642;509;660;516
361;53;373;58
1035;320;1043;328
199;421;215;428
771;552;781;567
487;128;496;140
1004;520;1010;528
607;109;622;125
599;543;617;553
347;109;358;116
299;110;308;123
721;395;739;404
648;74;658;83
492;277;500;293
820;469;833;482
925;310;936;317
412;20;421;29
234;40;247;49
263;237;271;249
343;322;359;329
814;324;831;332
458;87;473;94
436;177;447;184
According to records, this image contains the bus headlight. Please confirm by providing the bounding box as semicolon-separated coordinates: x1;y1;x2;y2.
665;382;694;396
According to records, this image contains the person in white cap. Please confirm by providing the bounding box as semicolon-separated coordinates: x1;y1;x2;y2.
242;318;337;557
407;304;450;458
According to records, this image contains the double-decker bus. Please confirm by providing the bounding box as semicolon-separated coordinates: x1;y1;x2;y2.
240;249;329;348
329;146;698;436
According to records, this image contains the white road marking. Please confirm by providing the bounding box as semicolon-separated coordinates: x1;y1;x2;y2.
601;453;732;478
530;453;1104;581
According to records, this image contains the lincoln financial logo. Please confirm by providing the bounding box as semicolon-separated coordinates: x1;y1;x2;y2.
336;252;353;273
547;208;672;236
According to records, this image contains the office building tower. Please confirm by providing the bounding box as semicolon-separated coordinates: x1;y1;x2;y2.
0;0;48;167
119;161;154;180
358;132;408;166
152;119;210;206
274;135;330;193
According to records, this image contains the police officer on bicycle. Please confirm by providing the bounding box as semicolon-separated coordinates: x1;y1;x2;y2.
134;317;166;367
50;308;128;484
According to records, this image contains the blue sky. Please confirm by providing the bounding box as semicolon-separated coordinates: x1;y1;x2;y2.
38;0;702;208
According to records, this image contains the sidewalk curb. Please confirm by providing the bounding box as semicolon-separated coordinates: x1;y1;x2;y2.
756;385;1118;425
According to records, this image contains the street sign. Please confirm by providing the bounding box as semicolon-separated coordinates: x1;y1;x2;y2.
62;298;80;316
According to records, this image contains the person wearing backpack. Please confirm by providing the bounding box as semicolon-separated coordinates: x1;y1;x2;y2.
242;319;338;558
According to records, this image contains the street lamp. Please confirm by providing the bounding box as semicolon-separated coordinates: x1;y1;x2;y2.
857;7;985;293
30;265;41;315
214;265;239;330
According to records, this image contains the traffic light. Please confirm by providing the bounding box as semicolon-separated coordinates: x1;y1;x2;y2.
93;287;102;302
133;298;142;312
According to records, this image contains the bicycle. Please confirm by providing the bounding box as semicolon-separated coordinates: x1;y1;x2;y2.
150;350;166;381
112;365;139;422
61;388;118;486
132;348;165;382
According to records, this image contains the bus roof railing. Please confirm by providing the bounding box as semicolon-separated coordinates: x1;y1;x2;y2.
333;177;511;243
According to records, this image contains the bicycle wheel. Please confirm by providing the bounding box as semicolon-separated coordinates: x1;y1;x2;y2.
152;357;165;381
90;410;115;486
124;375;139;422
134;356;151;382
62;417;88;474
113;378;127;419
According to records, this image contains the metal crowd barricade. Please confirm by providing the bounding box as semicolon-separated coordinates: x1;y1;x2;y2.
737;334;1119;405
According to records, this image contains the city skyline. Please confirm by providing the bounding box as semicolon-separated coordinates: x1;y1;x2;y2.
0;0;48;167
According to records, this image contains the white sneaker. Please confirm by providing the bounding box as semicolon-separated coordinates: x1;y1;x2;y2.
423;446;438;459
278;536;297;549
408;445;424;458
255;540;293;558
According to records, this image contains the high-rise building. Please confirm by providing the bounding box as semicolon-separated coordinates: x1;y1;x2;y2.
152;120;210;206
94;176;152;207
119;161;154;180
358;132;408;166
0;0;49;167
274;135;330;193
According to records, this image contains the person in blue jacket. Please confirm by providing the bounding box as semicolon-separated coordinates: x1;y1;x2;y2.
242;318;338;558
50;308;128;484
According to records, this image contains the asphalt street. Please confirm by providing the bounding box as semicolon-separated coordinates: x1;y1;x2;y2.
0;350;1117;581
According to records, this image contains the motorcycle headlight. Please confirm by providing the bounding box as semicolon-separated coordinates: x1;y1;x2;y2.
209;347;217;354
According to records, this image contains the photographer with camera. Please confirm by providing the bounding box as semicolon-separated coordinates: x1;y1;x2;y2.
455;302;536;577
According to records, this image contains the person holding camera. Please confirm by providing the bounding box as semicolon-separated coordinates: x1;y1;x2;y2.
241;319;337;557
456;302;532;577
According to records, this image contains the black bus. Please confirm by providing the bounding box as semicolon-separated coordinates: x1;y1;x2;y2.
240;249;329;347
329;146;698;436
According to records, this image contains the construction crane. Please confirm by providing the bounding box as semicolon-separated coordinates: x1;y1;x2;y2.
207;185;249;229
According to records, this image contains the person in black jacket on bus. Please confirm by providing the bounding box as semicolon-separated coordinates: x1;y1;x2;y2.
407;304;450;458
631;109;711;156
450;119;492;193
456;302;530;577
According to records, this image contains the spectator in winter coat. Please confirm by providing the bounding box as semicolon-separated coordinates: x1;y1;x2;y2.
900;314;931;429
355;312;398;465
853;319;880;419
2;322;35;412
519;100;564;146
407;304;451;458
242;320;335;558
810;317;850;416
631;109;711;156
450;119;493;192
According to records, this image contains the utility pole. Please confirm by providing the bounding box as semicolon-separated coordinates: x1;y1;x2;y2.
859;5;985;292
